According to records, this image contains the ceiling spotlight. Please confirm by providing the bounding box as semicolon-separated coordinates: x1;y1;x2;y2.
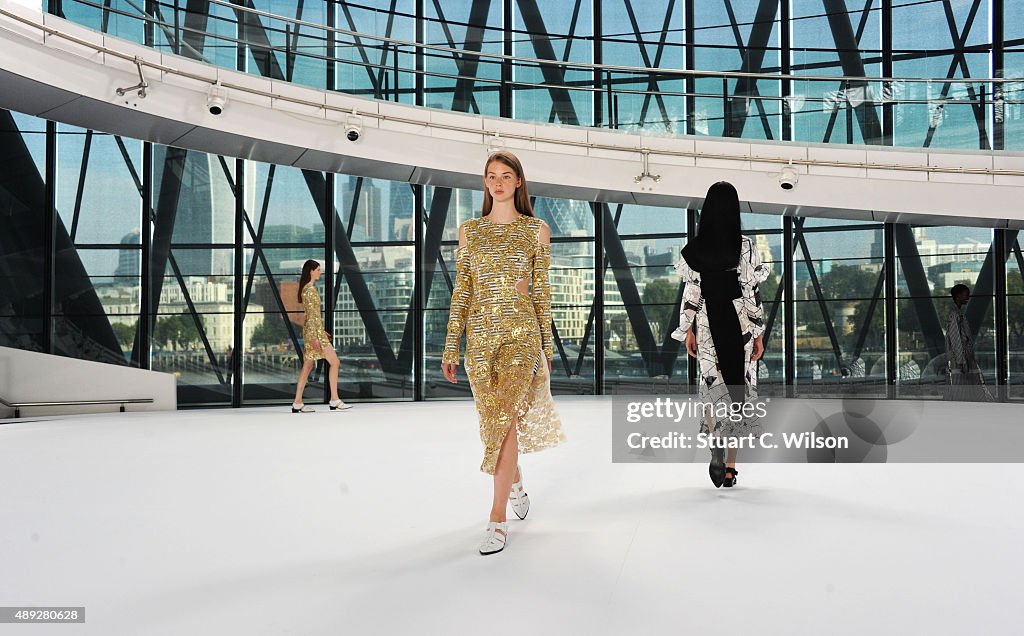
207;81;228;116
778;161;799;191
344;109;363;142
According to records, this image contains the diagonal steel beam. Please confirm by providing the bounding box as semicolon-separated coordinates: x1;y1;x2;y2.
233;2;403;372
623;0;675;130
428;0;486;113
428;0;483;112
546;0;585;123
821;0;883;144
515;0;582;126
851;264;886;360
0;109;121;359
893;224;945;359
964;231;1008;342
723;0;779;138
601;202;658;374
922;0;987;149
793;218;844;372
69;129;92;242
337;1;387;98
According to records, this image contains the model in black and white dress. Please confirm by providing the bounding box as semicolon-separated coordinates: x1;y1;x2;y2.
671;182;770;487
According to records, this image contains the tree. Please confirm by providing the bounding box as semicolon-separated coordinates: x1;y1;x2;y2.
642;277;680;336
111;322;137;348
154;315;203;351
252;313;292;346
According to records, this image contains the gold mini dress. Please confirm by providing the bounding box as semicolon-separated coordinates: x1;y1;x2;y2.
443;214;565;474
301;283;331;362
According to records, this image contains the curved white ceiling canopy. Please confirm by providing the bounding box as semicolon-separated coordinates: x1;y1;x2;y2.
2;1;1024;228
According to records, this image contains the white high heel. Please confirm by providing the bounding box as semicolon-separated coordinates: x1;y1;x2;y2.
329;399;352;411
479;521;508;555
509;465;530;520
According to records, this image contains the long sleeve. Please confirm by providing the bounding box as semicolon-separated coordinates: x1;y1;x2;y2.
946;307;967;368
302;286;324;339
532;241;554;361
746;242;770;339
442;245;472;365
670;260;701;342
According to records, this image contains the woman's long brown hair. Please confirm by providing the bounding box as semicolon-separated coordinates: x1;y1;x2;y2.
298;259;320;302
482;151;534;217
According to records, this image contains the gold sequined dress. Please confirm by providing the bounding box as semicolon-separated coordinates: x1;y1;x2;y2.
443;214;565;474
301;283;331;362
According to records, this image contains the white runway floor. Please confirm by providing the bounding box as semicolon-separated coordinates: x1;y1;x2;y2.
1;397;1021;635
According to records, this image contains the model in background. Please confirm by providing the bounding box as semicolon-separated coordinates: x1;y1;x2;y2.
292;259;352;413
945;284;992;401
441;151;564;555
672;182;770;488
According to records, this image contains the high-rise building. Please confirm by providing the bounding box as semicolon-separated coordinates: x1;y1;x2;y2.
154;148;239;277
114;228;141;278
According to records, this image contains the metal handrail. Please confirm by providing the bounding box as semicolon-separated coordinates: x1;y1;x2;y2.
0;396;155;419
66;0;1024;86
7;4;1024;176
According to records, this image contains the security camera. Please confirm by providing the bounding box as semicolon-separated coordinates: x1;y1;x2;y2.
208;95;226;116
344;115;363;142
207;82;228;116
778;163;799;190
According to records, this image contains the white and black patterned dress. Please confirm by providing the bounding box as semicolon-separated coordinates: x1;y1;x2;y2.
671;235;771;438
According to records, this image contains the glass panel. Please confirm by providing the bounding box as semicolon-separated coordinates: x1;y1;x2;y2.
62;0;146;44
246;1;329;90
511;1;594;125
892;1;991;149
333;177;415;399
423;0;502;115
896;225;994;398
334;0;416;102
1007;235;1024;399
602;204;686;393
152;249;235;405
601;1;685;133
790;1;882;145
0;110;48;351
692;0;781;139
240;161;329;403
792;220;886;396
54;124;143;365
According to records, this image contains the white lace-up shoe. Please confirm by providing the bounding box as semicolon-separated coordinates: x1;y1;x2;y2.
478;521;508;555
509;465;530;520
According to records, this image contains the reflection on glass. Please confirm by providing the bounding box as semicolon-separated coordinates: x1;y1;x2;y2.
1007;236;1024;398
896;225;994;398
792;221;886;396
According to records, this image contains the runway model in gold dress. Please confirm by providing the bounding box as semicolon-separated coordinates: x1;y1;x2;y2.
291;259;351;413
441;151;564;555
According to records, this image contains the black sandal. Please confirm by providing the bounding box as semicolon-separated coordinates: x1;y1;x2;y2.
709;447;726;488
723;466;738;488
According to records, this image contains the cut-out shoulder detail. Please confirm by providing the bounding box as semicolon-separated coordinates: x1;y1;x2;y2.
536;220;551;245
515;277;531;300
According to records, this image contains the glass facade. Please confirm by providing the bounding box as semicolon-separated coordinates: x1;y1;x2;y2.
42;0;1017;150
1;1;1020;405
2;107;1020;405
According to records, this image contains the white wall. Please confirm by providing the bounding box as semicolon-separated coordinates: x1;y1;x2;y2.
0;346;176;419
